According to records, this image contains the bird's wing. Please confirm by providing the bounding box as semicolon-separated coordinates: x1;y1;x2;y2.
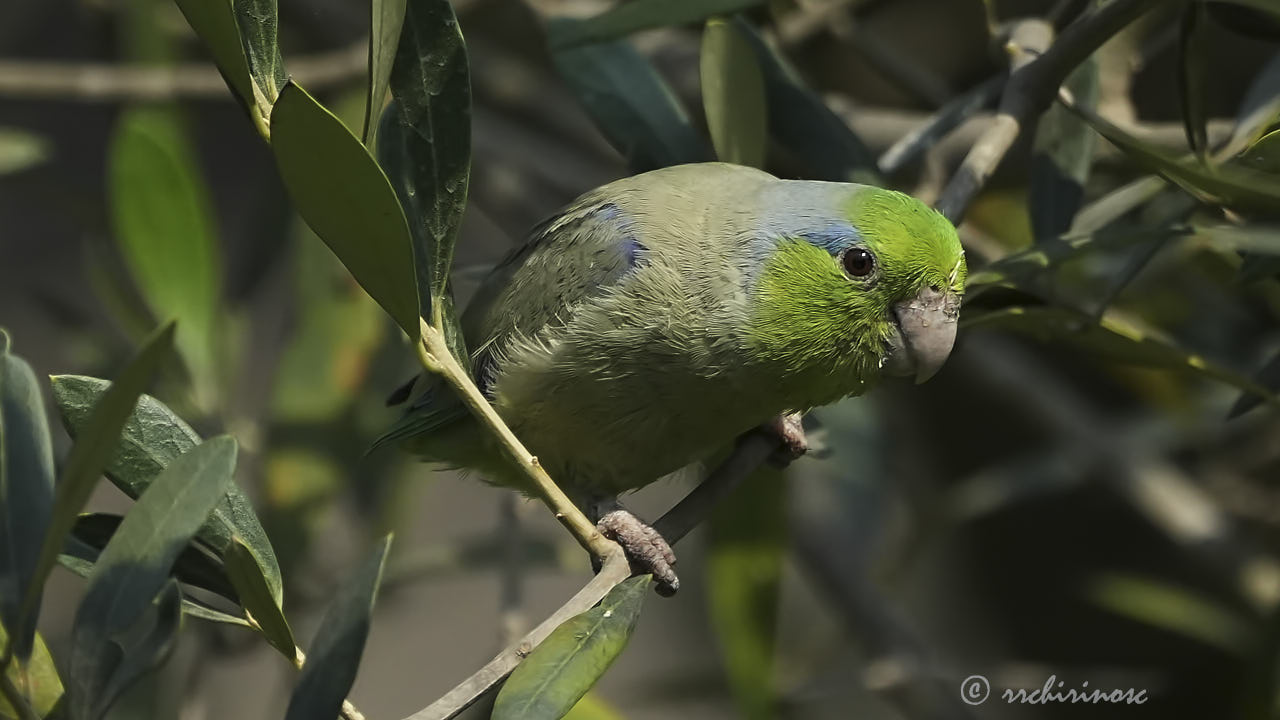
371;192;643;451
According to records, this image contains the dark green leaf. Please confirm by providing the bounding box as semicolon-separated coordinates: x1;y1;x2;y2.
69;436;237;720
224;537;295;661
173;0;257;115
50;375;282;607
270;81;419;335
108;107;221;403
1237;128;1280;174
1069;174;1168;234
878;75;1003;176
735;19;878;182
0;624;63;719
233;0;286;104
1067;99;1280;213
381;0;472;325
1178;2;1210;161
283;535;391;720
17;324;174;667
0;340;55;661
364;0;407;146
700;18;766;169
550;24;711;172
1223;52;1280;158
1207;0;1280;39
966;225;1190;290
962;306;1279;406
0;128;49;176
492;576;650;720
1229;350;1280;418
1030;55;1099;242
1088;573;1252;653
549;0;765;49
707;466;783;720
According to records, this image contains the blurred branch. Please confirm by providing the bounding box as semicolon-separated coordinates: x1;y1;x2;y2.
0;42;367;101
402;432;780;720
935;0;1166;223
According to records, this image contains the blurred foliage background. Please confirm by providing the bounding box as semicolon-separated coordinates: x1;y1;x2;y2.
3;0;1280;718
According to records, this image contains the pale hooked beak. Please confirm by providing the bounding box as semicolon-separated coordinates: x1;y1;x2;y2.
883;285;960;384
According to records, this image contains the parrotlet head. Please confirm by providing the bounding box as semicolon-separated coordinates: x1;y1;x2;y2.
746;183;966;393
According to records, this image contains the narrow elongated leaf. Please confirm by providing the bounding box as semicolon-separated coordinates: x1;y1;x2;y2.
109;108;220;402
224;538;295;661
50;375;282;607
0;340;55;661
1223;52;1280;158
16;324;174;665
69;436;237;720
878;75;1003;176
736;20;877;182
1229;350;1280;418
963;306;1278;406
1030;55;1099;242
284;535;391;720
57;549;248;628
1067;100;1280;213
0;624;63;718
364;0;408;146
966;225;1191;290
382;0;471;324
550;24;711;172
550;0;764;49
270;81;419;335
173;0;256;113
1089;574;1252;652
492;576;650;720
700;18;766;168
1178;2;1210;161
233;0;286;104
707;467;784;720
0;128;49;176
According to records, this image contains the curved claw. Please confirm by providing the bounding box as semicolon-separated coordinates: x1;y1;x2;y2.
597;510;679;596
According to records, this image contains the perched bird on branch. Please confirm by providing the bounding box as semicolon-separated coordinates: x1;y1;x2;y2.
378;162;965;594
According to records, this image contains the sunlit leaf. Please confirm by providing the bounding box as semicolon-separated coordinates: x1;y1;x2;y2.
1223;52;1280;158
0;338;55;662
283;535;391;720
69;436;237;720
0;624;62;718
234;0;286;104
364;0;407;145
0;128;49;176
562;693;625;720
700;18;766;168
50;375;282;607
1089;573;1253;653
1030;55;1098;242
270;81;419;335
109;108;220;403
707;466;783;720
224;538;295;662
492;576;650;720
549;0;765;49
550;23;711;172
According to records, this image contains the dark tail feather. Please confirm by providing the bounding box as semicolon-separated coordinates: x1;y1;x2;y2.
385;375;418;406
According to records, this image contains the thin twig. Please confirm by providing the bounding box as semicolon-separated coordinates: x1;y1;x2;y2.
402;432;780;720
416;319;613;560
0;42;367;102
934;0;1167;224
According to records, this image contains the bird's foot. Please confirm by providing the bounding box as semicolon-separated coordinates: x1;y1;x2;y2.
596;510;679;597
766;412;808;466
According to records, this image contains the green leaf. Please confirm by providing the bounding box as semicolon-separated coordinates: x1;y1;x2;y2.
69;436;237;720
0;128;49;176
962;306;1279;406
283;535;391;720
1088;573;1253;653
173;0;256;115
15;324;174;668
269;81;419;335
1229;349;1280;418
550;24;710;172
549;0;765;49
50;375;283;608
735;19;878;182
233;0;286;104
364;0;407;145
108;107;221;404
562;693;625;720
707;466;783;720
966;224;1190;290
492;576;650;720
224;537;295;662
1178;2;1210;162
700;18;766;169
878;75;1003;176
1223;52;1280;158
0;624;63;719
0;340;56;662
381;0;472;324
1066;99;1280;213
1238;128;1280;175
1030;55;1099;242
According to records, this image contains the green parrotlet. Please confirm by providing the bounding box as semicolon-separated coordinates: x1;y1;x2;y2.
379;162;966;593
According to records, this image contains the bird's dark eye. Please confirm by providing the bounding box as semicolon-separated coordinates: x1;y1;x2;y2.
842;248;875;278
